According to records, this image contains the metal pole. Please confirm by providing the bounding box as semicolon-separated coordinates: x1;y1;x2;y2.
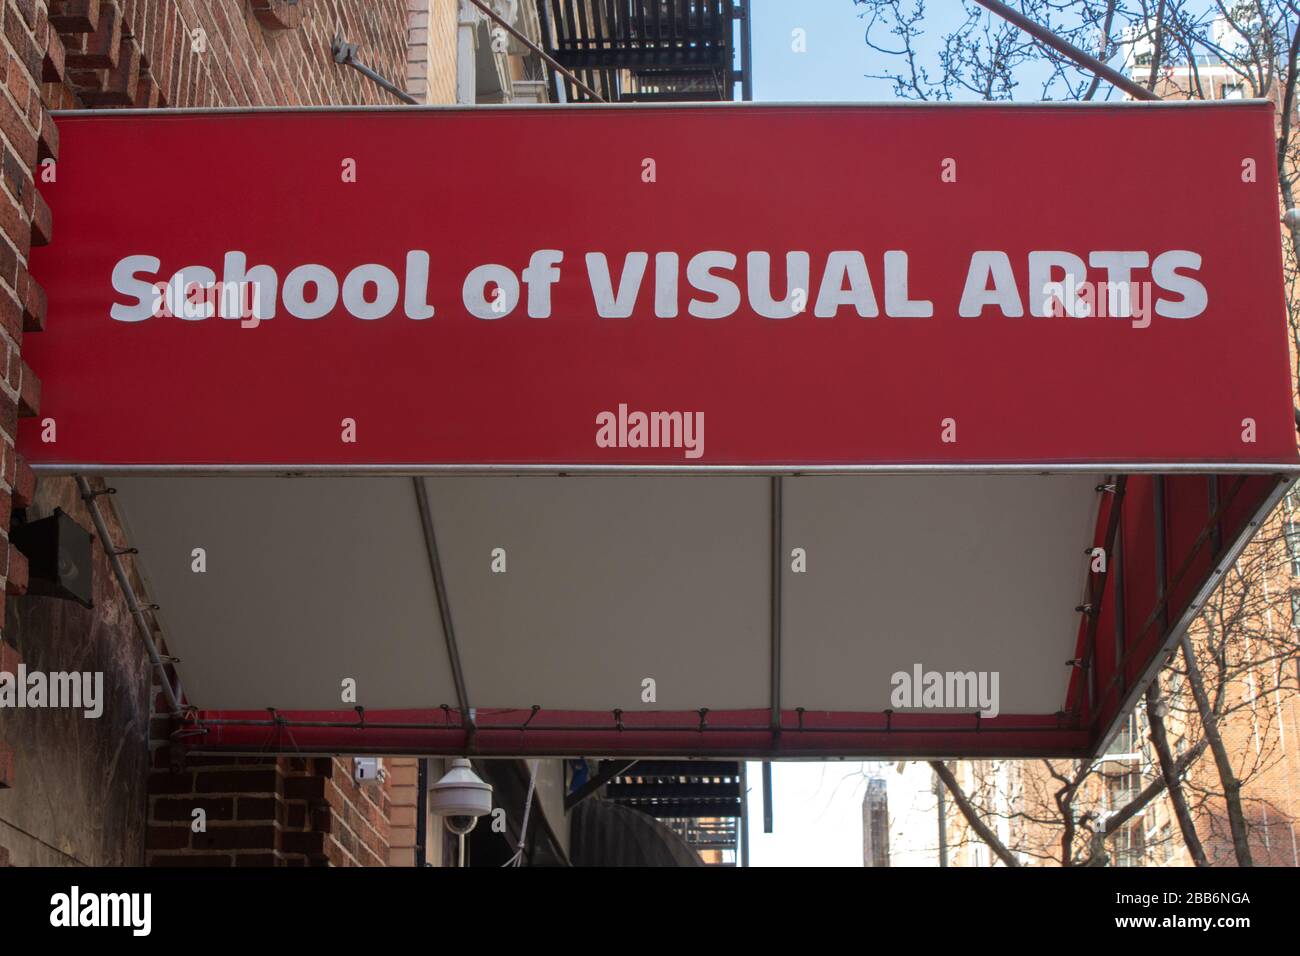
76;476;182;715
740;762;751;866
936;769;948;867
1153;475;1169;635
1115;510;1127;698
770;476;782;735
740;0;753;102
465;0;606;103
331;37;419;104
412;479;473;742
415;758;429;866
971;0;1159;101
762;760;774;833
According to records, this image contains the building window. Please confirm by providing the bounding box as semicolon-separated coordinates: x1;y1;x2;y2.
1106;711;1140;755
1291;591;1300;627
1106;768;1142;811
1111;819;1146;866
1286;521;1300;576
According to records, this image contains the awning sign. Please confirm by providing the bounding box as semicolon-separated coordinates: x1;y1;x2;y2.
19;103;1297;469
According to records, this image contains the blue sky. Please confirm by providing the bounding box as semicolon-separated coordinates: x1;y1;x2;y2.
747;0;1226;103
750;0;887;101
749;0;1089;102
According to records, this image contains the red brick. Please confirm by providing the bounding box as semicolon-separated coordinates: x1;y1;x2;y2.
49;0;99;34
36;105;57;163
236;796;282;821
0;193;28;260
151;796;234;822
18;269;44;332
146;825;191;850
149;852;232;867
81;35;138;106
4;7;45;81
29;188;49;246
195;769;282;795
0;394;16;443
147;771;196;795
5;545;28;595
281;830;325;855
284;775;326;802
43;26;67;83
0;90;38;169
1;146;32;215
133;68;159;108
17;359;38;416
0;292;18;340
12;0;38;30
12;455;32;508
64;0;119;71
191;824;277;851
234;852;282;866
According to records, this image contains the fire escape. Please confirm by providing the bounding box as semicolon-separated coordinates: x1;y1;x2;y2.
534;1;752;102
604;761;745;865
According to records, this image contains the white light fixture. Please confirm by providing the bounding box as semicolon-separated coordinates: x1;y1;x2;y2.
430;759;493;867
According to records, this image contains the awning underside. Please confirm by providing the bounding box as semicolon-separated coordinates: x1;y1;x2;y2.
106;472;1286;758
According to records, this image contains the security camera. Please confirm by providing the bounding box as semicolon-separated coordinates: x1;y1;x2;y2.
430;759;493;836
1284;208;1300;230
443;815;479;836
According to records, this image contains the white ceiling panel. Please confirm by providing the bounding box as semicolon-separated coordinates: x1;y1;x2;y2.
425;476;771;711
107;474;1098;720
780;475;1100;714
110;476;458;710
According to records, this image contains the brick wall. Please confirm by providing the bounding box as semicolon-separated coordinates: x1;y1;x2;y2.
0;0;54;869
45;0;414;111
1;0;454;867
146;754;415;867
407;0;456;104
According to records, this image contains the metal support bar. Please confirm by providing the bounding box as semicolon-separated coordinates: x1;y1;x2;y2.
740;761;750;867
1153;475;1169;636
935;768;948;867
331;36;419;104
189;714;1074;734
75;475;182;715
1136;476;1247;647
739;0;753;101
412;478;474;743
1074;475;1127;721
1114;506;1127;698
761;760;773;833
769;475;782;733
466;0;606;102
971;0;1159;101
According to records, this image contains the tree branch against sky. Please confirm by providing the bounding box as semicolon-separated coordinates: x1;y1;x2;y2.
853;0;1300;866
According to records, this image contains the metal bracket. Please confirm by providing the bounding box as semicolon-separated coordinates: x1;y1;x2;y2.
331;34;418;105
